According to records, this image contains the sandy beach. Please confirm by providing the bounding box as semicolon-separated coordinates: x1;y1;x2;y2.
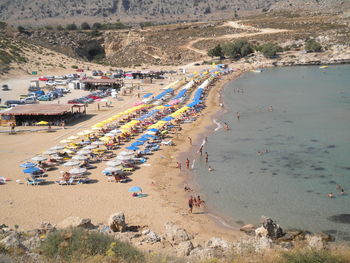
0;64;247;249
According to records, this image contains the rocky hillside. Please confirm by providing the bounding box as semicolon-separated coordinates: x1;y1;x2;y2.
0;0;347;26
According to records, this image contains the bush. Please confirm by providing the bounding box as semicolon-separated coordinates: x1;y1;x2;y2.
208;44;224;58
222;40;253;59
40;228;144;262
279;250;346;263
0;21;7;30
71;65;78;69
56;25;64;31
92;23;102;30
66;23;78;30
305;39;322;52
81;22;90;30
17;26;25;33
258;42;282;58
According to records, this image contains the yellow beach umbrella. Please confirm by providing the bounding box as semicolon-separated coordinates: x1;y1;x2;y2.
36;121;49;125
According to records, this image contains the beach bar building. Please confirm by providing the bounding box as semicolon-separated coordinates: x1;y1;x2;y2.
80;78;124;91
0;104;86;126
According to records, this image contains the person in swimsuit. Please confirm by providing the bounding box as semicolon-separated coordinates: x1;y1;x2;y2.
205;152;209;163
188;196;194;213
186;158;190;169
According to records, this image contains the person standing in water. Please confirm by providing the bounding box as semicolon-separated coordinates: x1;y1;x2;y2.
236;112;240;120
205;152;209;163
199;145;203;156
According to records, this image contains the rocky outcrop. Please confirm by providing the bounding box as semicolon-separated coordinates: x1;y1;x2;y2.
57;216;95;229
108;212;127;232
255;216;284;239
164;222;191;245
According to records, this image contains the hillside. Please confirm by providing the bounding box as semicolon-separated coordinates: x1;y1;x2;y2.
0;0;348;26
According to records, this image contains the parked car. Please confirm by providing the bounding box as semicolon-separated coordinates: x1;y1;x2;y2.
46;81;57;86
5;100;25;107
28;90;45;97
21;97;37;104
37;95;52;101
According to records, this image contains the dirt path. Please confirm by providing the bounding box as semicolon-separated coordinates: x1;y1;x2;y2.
183;20;289;56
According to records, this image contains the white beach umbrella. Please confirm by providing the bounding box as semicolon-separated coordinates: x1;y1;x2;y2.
106;160;122;167
51;155;63;160
104;133;115;137
72;155;89;160
76;150;91;155
59;139;71;144
32;156;47;162
115;155;133;161
49;145;64;151
104;167;122;173
43;150;58;155
119;151;134;156
62;161;80;167
69;167;87;175
110;129;122;134
67;135;79;140
92;141;105;146
84;145;97;150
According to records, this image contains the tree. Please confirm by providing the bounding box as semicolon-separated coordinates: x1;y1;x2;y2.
81;22;90;30
222;40;253;59
66;23;77;30
0;21;7;30
17;26;26;33
92;22;102;30
208;44;223;58
305;39;322;52
259;43;281;58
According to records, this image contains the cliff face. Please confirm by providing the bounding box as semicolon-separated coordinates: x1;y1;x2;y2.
0;0;347;25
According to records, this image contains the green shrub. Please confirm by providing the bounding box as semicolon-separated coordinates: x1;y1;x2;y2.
305;39;322;52
222;40;253;59
71;65;78;69
208;44;224;58
66;23;78;31
258;42;282;58
279;250;346;263
40;228;144;262
81;22;90;30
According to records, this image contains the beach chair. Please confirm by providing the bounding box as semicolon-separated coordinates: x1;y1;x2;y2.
122;167;134;172
149;145;160;151
25;178;45;186
67;177;75;185
161;139;174;146
55;180;68;185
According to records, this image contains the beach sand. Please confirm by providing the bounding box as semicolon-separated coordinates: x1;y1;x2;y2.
0;65;246;247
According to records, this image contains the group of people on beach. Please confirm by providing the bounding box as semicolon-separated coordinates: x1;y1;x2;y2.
188;195;205;213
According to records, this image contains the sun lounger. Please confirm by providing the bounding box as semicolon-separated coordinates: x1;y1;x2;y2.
25;178;45;186
122;167;134;172
161;139;174;146
55;180;68;185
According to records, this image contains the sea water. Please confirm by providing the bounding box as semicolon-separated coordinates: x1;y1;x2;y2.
193;65;350;240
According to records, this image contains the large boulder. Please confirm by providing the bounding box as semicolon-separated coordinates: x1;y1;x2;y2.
176;241;194;257
38;221;56;234
164;222;190;245
306;235;325;250
145;231;161;244
240;224;256;235
260;216;284;239
108;212;126;232
255;226;268;238
0;232;24;250
57;217;95;229
206;237;231;251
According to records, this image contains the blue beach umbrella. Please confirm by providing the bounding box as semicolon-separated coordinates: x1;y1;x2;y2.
143;134;157;138
126;146;139;151
162;116;174;121
138;137;149;141
129;186;142;192
132;141;144;146
20;162;37;168
148;128;159;132
23;167;41;174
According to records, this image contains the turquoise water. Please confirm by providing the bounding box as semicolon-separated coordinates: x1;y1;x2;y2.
194;65;350;240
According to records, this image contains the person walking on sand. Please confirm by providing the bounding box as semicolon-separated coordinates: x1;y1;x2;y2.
236;112;240;120
188;196;194;213
199;145;203;156
186;158;190;169
176;161;182;170
224;122;230;130
188;136;192;146
205;152;209;163
197;196;205;207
